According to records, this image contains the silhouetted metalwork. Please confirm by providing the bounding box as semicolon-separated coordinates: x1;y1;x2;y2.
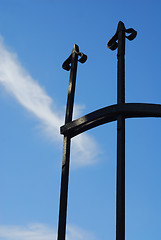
57;44;87;240
57;21;160;240
107;21;137;240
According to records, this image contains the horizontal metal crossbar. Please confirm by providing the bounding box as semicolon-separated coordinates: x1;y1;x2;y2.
60;103;161;138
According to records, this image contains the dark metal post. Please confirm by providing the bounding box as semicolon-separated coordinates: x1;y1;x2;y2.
116;21;125;240
57;44;79;240
107;21;136;240
58;21;136;240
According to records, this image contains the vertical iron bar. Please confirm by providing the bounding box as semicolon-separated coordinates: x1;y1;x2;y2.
57;44;79;240
116;21;125;240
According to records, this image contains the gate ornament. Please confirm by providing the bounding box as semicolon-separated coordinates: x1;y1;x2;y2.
57;21;161;240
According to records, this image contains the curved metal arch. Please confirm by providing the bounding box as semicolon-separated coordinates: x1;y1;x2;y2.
60;103;161;138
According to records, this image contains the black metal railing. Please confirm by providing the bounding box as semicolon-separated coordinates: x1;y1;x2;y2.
57;21;160;240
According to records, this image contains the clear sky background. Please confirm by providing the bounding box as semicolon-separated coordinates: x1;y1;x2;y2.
0;1;161;240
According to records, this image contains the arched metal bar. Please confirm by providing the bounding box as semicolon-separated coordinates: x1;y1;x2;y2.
60;103;161;138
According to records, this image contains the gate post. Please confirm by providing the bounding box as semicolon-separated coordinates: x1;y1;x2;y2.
57;44;87;240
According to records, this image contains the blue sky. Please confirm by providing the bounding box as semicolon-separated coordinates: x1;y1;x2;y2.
0;1;161;240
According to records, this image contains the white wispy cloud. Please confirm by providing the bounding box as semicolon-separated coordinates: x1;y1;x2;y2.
66;225;95;240
0;38;100;167
0;223;56;240
0;223;95;240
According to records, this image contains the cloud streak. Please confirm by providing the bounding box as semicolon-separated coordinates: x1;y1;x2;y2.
0;223;95;240
0;38;100;167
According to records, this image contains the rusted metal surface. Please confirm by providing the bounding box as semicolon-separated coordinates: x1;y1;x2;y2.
57;44;87;240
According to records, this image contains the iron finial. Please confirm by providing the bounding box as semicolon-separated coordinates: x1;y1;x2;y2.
62;44;87;71
107;21;137;51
